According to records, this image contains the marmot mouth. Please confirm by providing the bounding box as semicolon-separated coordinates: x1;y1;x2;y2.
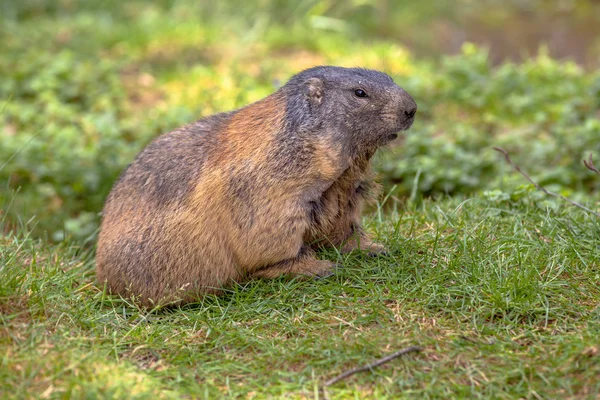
387;133;398;141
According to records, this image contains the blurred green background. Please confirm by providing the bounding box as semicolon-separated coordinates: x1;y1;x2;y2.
1;0;599;242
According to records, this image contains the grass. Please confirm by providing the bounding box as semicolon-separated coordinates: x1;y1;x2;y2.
2;196;600;399
2;1;600;398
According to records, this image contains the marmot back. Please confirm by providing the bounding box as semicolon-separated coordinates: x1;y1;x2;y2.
96;66;417;307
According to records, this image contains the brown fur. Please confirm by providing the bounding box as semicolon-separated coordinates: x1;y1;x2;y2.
96;66;416;306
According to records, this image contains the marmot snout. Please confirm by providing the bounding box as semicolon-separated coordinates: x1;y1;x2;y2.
96;66;417;306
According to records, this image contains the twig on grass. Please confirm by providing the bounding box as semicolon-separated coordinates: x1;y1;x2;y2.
583;153;600;176
323;345;422;388
493;147;600;218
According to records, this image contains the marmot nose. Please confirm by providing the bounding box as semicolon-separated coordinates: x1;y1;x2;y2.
405;107;417;119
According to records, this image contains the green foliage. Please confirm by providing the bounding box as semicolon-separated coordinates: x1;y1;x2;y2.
1;2;600;397
0;0;599;241
1;49;130;240
380;44;600;198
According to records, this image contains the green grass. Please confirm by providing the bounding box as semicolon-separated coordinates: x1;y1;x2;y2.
2;196;599;398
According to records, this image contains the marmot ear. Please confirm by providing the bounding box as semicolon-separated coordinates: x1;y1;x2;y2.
305;77;323;106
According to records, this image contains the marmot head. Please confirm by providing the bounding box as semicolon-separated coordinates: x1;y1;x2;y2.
283;66;417;156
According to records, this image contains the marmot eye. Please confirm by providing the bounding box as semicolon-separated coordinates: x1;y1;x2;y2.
354;89;368;98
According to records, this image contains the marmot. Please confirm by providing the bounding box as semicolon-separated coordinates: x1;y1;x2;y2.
96;66;417;306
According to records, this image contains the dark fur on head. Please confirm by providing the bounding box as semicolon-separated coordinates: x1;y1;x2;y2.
282;66;417;159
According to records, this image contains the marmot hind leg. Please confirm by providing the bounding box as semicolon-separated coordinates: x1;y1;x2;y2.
250;246;336;280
